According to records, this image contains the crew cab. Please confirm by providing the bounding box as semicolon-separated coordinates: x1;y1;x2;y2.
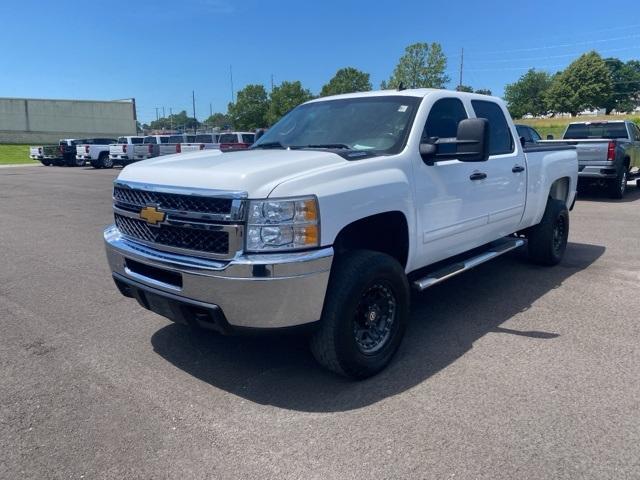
108;136;146;167
76;138;117;168
179;133;221;153
104;89;577;379
546;120;640;198
217;131;255;151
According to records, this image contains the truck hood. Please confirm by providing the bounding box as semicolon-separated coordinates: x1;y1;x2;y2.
117;149;348;198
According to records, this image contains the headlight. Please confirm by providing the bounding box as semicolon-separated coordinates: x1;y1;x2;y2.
246;196;320;252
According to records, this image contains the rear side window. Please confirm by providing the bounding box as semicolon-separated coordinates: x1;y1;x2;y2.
242;134;255;144
143;137;157;144
631;124;640;141
160;137;170;144
516;125;531;143
131;137;144;144
168;135;184;143
195;134;214;143
422;98;468;155
117;137;127;144
530;128;541;142
471;100;514;155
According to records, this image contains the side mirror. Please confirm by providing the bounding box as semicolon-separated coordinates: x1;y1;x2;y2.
420;118;490;164
546;134;554;140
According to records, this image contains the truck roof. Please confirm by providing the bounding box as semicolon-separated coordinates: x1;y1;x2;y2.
568;120;626;125
306;88;501;104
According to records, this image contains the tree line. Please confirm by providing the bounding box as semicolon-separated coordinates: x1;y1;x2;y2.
145;42;492;132
505;51;640;118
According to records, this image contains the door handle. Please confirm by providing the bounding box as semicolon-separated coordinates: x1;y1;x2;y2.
512;165;525;173
469;172;487;181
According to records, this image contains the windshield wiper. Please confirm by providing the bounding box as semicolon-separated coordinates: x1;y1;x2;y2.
293;143;351;150
251;141;286;149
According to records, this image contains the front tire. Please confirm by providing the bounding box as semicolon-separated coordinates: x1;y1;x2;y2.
40;160;51;166
527;198;569;266
310;250;409;379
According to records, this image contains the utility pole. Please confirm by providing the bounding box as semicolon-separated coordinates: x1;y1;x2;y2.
155;107;159;121
162;106;165;118
270;74;274;92
230;65;235;103
209;102;213;117
192;90;197;134
459;47;464;88
169;108;173;131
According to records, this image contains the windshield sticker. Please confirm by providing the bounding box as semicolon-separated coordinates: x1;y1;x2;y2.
398;105;408;112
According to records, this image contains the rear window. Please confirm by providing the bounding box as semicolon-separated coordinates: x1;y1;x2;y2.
195;134;215;143
168;135;184;143
186;135;196;142
564;123;629;139
242;134;255;144
160;137;170;144
131;137;144;144
143;137;157;144
471;100;514;155
117;137;127;144
218;133;238;143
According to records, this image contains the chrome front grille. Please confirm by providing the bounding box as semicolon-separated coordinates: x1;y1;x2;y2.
112;181;246;259
114;214;230;255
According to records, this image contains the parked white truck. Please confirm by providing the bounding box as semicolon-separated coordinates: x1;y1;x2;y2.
76;138;118;168
104;89;578;379
108;136;146;167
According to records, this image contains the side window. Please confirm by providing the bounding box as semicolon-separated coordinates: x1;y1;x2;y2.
632;124;640;141
471;100;514;155
530;128;541;142
516;125;531;143
422;98;468;154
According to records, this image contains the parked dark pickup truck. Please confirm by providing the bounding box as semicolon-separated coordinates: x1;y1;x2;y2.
545;120;640;198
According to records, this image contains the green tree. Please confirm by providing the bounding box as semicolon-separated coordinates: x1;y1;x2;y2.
603;58;640;114
204;112;231;129
504;69;552;118
545;51;612;116
474;88;492;96
456;85;474;93
227;84;269;130
267;80;313;125
149;110;199;131
382;42;449;89
320;67;372;96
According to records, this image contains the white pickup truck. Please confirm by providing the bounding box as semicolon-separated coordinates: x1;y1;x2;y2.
179;133;221;153
104;89;577;379
108;136;146;167
76;138;118;168
131;135;172;161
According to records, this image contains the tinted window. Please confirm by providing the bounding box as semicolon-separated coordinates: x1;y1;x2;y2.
159;137;170;144
242;134;255;144
218;133;238;143
422;98;468;155
131;137;144;144
168;135;184;143
143;137;157;144
195;134;214;143
516;125;532;143
564;122;629;139
471;100;514;155
631;124;640;141
530;127;541;142
117;137;127;144
186;135;196;142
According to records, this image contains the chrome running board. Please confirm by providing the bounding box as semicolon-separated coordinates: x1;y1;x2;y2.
413;237;526;291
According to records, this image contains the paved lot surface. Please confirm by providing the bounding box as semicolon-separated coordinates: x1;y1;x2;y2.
1;165;639;479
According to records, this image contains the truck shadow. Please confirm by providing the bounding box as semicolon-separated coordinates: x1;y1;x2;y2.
151;241;604;412
577;183;640;203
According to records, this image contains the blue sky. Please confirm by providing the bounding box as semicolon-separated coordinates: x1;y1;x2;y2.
1;0;639;123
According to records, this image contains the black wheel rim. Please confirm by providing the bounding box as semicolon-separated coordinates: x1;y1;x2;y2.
353;282;397;354
553;215;566;254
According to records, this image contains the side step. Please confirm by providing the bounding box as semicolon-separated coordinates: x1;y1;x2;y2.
413;237;526;291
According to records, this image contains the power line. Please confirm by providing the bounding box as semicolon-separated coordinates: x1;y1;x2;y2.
465;45;640;65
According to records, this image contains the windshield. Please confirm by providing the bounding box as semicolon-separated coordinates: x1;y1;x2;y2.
252;96;421;154
564;123;629;139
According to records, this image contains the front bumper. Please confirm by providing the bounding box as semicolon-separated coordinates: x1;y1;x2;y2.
104;225;333;331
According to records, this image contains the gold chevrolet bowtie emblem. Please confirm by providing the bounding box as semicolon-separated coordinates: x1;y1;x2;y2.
139;206;166;225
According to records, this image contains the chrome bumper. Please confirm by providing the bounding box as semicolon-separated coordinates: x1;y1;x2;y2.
104;225;333;329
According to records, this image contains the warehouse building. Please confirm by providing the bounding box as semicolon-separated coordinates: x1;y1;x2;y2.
0;97;137;144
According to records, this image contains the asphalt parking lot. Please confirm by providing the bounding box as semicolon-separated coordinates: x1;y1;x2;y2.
1;165;639;479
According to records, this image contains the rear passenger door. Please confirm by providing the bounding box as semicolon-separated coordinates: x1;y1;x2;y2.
470;99;526;236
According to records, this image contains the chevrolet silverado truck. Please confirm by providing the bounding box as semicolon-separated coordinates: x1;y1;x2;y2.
179;133;221;153
30;139;79;166
131;135;172;161
547;120;640;198
104;89;577;379
76;138;118;168
108;136;146;167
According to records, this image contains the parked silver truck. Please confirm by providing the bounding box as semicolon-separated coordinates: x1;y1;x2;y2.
547;120;640;198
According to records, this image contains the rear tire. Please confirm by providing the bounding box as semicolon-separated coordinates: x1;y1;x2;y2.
40;160;51;166
607;168;627;199
101;153;114;169
527;198;569;266
310;250;409;379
